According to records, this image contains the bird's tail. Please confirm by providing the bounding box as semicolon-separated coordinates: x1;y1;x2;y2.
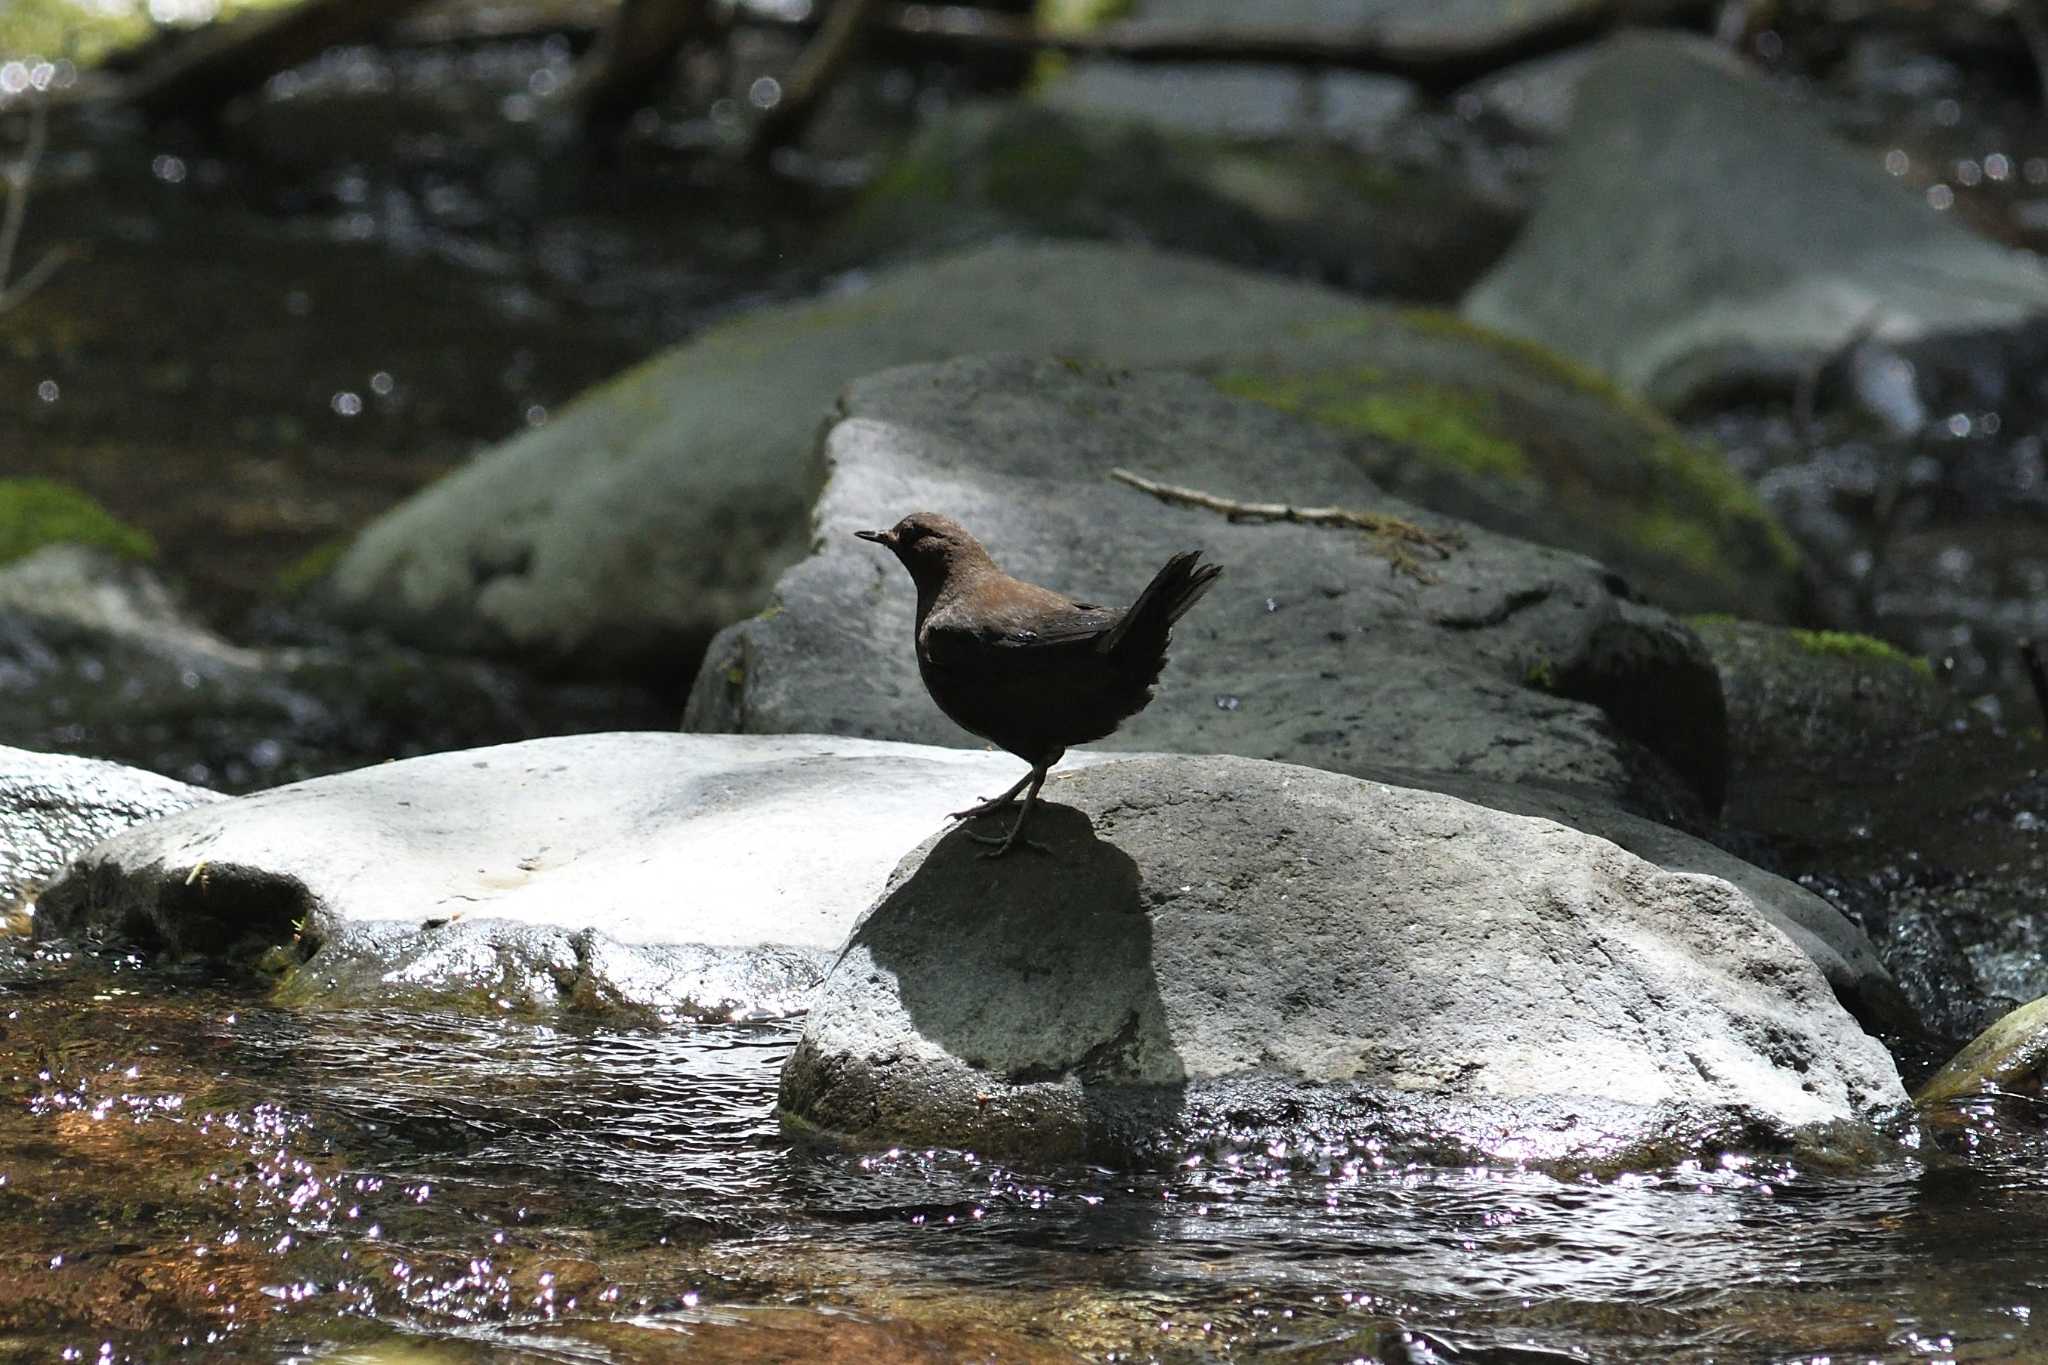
1098;550;1222;656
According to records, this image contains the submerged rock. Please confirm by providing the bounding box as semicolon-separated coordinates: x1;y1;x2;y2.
688;354;1728;823
0;745;220;918
784;755;1908;1166
32;732;1107;1018
1462;33;2048;408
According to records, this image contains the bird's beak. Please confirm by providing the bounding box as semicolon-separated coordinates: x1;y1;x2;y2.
854;528;891;545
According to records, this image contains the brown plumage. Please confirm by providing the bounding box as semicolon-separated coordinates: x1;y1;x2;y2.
855;512;1221;855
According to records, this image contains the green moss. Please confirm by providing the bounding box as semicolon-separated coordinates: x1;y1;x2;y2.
1624;508;1727;580
857;141;954;212
1398;313;1804;576
1644;435;1803;573
1036;0;1134;30
274;536;348;598
0;477;154;564
1788;630;1932;675
1214;370;1528;480
1397;308;1646;415
1524;658;1558;691
0;0;301;67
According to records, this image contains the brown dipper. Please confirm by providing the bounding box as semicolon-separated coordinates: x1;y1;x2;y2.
856;512;1222;856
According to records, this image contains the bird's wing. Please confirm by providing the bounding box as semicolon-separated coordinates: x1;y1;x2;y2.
920;602;1120;669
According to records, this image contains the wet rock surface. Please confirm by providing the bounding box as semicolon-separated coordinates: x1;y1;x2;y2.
688;354;1728;822
0;745;220;917
783;755;1907;1166
1463;33;2048;408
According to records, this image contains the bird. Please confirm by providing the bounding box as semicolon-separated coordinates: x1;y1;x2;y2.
855;512;1222;856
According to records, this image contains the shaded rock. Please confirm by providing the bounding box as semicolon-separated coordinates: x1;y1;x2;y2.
0;745;220;918
1462;33;2048;409
687;354;1727;822
33;732;1113;1018
1039;61;1415;145
1688;617;2044;1050
1916;995;2048;1108
0;544;665;793
1082;0;1613;66
783;755;1907;1166
1695;617;1951;863
838;100;1516;300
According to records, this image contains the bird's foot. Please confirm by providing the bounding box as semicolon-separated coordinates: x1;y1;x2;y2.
967;820;1048;858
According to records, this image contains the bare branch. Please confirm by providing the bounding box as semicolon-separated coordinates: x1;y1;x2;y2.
0;97;70;316
1108;467;1462;580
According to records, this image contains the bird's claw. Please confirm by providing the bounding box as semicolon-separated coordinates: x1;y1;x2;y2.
949;796;1016;821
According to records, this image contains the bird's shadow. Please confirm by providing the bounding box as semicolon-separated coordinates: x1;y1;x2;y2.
842;802;1188;1090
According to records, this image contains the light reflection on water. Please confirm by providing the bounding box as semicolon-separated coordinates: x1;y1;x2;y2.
3;945;2045;1362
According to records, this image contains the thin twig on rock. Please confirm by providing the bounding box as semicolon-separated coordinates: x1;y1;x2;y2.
1108;467;1462;581
0;98;72;317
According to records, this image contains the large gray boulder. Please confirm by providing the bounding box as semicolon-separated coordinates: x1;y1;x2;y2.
1;746;220;918
1462;34;2048;407
687;354;1728;822
32;732;1106;1018
321;241;1796;677
320;243;1392;676
835;101;1515;302
784;755;1908;1165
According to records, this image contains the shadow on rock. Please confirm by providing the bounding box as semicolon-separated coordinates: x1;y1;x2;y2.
848;804;1186;1093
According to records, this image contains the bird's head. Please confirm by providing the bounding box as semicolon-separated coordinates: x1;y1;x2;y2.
854;512;994;592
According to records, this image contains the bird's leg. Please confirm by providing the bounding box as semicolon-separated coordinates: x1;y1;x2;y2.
949;768;1035;822
967;765;1050;858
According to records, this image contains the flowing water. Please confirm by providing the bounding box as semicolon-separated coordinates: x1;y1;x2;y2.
7;14;2048;1363
3;942;2044;1363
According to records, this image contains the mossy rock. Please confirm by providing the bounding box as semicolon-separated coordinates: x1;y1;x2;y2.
273;536;349;599
836;100;1518;302
1204;310;1806;621
0;478;155;565
1917;995;2048;1107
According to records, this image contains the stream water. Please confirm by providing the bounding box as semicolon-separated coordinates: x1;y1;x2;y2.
1;944;2043;1363
8;11;2048;1362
